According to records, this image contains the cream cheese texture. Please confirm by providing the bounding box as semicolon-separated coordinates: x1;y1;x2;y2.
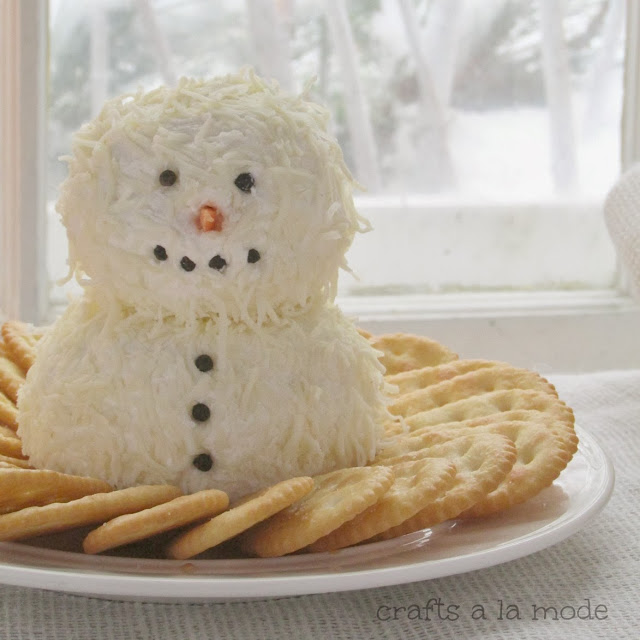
18;69;388;499
57;69;369;322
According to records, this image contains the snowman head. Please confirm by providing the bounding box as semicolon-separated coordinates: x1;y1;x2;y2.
58;69;365;322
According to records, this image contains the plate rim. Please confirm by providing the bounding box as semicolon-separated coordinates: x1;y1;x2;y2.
0;426;614;601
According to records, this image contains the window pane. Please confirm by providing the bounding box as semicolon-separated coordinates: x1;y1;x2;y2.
47;0;624;306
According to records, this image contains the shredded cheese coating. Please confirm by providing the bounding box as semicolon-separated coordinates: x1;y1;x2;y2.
18;69;388;498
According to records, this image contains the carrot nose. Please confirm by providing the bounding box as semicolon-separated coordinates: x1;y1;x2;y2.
198;204;223;232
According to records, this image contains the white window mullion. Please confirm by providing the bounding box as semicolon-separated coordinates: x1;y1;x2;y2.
89;2;109;117
0;0;48;323
607;0;640;295
246;0;293;91
539;0;578;191
622;0;640;170
324;0;381;191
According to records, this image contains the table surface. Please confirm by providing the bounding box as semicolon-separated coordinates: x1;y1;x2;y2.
1;368;637;640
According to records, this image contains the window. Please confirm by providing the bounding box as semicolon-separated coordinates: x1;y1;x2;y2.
2;0;639;371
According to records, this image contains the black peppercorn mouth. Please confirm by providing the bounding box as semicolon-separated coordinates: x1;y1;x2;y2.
153;245;168;261
209;255;227;271
180;256;196;272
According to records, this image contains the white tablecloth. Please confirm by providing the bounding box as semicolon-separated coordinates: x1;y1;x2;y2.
0;369;637;640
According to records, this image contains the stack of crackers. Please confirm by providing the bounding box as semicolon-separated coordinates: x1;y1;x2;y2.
0;322;577;560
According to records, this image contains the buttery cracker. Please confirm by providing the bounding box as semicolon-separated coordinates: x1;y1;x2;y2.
386;359;503;395
403;389;572;427
0;467;113;514
0;391;18;431
387;365;558;418
84;489;229;554
167;476;314;560
381;418;575;518
370;333;458;375
459;420;576;517
403;389;577;455
310;457;457;552
0;425;18;440
0;433;23;459
0;454;32;469
240;466;394;557
1;321;39;374
372;432;517;538
0;354;26;405
0;484;182;541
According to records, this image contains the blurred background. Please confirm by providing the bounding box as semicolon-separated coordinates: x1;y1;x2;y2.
46;0;625;306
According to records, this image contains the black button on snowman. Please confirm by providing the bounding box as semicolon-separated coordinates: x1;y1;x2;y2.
191;354;213;471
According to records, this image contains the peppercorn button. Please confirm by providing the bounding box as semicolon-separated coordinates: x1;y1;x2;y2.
193;453;213;472
191;403;210;422
195;354;214;372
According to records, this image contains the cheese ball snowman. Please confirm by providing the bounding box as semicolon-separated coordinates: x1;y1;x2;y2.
18;69;389;501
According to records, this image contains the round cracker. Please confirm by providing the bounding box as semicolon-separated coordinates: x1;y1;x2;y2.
0;467;114;514
0;354;25;404
83;489;229;554
460;420;577;517
405;389;572;425
370;333;458;375
240;466;395;558
383;418;575;518
386;359;503;395
1;321;38;374
0;454;32;469
403;391;578;456
0;391;18;432
388;365;558;418
167;477;314;560
373;432;517;538
309;457;457;552
0;425;17;439
0;433;23;459
0;485;182;541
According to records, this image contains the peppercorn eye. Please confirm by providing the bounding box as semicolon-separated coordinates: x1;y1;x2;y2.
159;169;178;187
234;172;255;193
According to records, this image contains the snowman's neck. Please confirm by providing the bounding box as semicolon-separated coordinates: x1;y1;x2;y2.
79;286;336;333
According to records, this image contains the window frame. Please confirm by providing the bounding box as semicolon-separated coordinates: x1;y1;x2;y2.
2;0;639;373
0;0;48;323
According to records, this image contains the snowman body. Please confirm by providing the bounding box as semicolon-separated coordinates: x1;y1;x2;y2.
19;297;383;500
17;70;388;499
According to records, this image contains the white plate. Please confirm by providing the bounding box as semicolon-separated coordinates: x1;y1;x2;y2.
0;426;613;603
